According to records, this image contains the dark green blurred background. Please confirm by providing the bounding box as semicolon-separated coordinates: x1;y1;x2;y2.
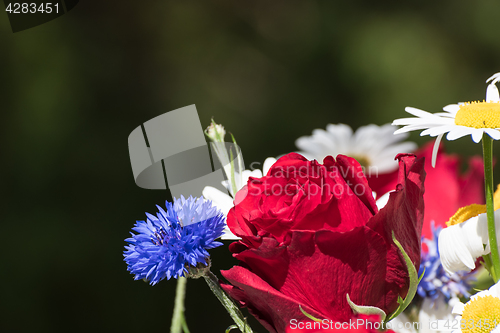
2;1;500;332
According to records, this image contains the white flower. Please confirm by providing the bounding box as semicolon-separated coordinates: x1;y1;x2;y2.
387;295;458;333
438;205;500;276
388;312;416;333
451;281;500;332
375;191;392;210
295;123;416;174
202;157;277;240
393;72;500;167
419;296;461;333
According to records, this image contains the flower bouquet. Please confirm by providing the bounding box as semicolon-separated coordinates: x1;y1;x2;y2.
123;73;500;333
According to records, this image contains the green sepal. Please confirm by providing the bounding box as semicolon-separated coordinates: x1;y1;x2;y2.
482;254;498;282
299;305;322;322
346;294;386;322
385;231;425;323
225;325;238;333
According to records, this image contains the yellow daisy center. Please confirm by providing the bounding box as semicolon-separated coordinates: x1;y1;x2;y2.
461;295;500;333
447;204;486;226
455;101;500;129
352;155;371;168
446;184;500;226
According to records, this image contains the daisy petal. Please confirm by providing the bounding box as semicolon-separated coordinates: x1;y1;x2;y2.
451;302;464;315
471;129;484;143
487;83;500;102
446;128;472;141
438;224;476;274
492;325;500;333
405;107;434;118
297;123;415;174
443;104;460;113
419;297;455;332
484;128;500;140
434;112;457;118
486;72;500;84
431;134;443;168
241;169;263;184
394;124;444;135
393;118;431;126
262;157;277;175
438;214;490;276
420;125;456;137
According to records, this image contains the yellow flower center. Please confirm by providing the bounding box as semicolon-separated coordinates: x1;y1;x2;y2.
446;184;500;226
455;101;500;129
447;204;486;226
461;295;500;333
352;155;371;168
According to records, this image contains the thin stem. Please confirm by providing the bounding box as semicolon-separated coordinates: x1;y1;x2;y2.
203;270;254;333
181;315;190;333
229;147;238;197
171;277;189;333
482;133;500;283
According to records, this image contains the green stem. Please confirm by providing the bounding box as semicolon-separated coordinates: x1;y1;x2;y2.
203;271;254;333
229;147;238;197
181;315;190;333
171;277;189;333
482;133;500;283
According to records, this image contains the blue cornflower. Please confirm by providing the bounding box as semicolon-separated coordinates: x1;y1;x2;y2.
124;195;226;285
417;223;475;303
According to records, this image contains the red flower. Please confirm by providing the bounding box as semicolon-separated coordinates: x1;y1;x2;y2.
221;153;425;333
417;142;484;238
368;142;484;240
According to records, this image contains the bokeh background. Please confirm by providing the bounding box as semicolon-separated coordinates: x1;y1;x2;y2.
2;0;500;332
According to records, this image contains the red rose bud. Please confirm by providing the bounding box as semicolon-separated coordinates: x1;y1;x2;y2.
221;153;425;333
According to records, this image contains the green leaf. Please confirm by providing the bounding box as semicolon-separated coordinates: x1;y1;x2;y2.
230;133;244;178
346;294;386;322
385;231;424;323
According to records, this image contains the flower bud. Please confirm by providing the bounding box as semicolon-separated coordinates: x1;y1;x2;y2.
205;121;226;142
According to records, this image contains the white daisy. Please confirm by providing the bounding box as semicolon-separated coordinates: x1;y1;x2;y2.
438;204;500;276
295;123;416;174
388;313;417;333
418;296;461;333
387;295;458;333
202;157;277;240
451;281;500;333
393;72;500;167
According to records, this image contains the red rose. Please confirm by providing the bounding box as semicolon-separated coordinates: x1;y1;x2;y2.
221;153;425;333
229;152;380;246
